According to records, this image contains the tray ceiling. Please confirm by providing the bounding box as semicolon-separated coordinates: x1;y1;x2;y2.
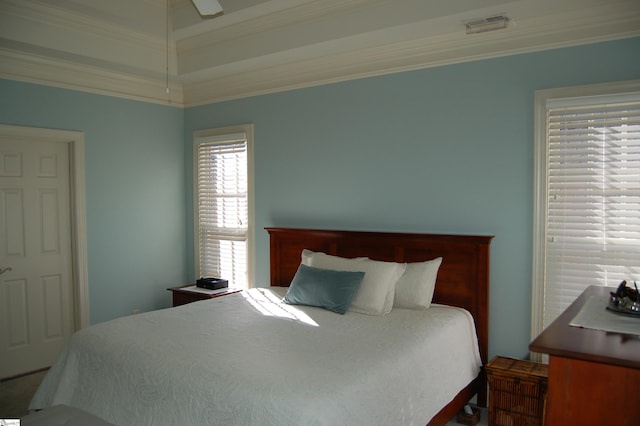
1;0;639;106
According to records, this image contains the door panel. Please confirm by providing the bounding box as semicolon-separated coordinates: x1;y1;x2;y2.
6;279;28;346
0;138;74;378
4;189;25;256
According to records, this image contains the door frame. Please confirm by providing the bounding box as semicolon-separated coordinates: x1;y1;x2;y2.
0;124;89;330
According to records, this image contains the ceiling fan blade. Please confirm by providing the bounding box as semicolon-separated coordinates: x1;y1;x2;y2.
191;0;223;16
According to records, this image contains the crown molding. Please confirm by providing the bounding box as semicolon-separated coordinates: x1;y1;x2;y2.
1;0;164;50
181;5;640;105
1;0;169;76
1;0;638;107
0;49;183;106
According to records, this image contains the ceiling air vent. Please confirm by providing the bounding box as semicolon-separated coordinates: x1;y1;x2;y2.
465;15;509;34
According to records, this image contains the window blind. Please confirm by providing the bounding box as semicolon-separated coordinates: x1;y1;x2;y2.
196;133;248;288
542;95;640;329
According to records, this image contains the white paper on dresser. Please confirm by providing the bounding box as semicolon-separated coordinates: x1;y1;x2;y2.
569;295;640;336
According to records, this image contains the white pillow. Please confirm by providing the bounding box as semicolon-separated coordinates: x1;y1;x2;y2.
301;249;367;265
393;257;443;310
301;249;406;315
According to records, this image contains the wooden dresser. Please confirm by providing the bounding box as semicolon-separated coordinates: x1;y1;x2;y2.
529;285;640;426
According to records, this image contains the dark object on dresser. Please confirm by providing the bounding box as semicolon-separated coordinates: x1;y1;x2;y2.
196;277;228;290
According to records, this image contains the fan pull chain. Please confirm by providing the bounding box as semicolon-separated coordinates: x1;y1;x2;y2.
165;0;171;102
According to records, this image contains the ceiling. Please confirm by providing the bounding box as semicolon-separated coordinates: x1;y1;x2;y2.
1;0;639;106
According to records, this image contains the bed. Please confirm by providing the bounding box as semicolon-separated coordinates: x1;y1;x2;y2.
29;227;492;426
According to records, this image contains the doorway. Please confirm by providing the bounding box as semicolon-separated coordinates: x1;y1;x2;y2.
0;125;88;379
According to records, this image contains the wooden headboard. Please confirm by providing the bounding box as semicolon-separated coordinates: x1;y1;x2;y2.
265;227;493;410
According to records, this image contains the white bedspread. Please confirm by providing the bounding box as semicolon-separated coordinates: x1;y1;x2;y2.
30;288;482;426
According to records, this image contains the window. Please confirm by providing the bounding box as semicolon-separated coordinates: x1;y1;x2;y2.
194;125;254;289
531;82;640;350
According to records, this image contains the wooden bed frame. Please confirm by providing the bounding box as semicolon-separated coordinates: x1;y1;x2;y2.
266;227;493;425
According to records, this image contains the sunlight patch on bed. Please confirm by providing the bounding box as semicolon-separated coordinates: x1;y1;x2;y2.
243;289;318;326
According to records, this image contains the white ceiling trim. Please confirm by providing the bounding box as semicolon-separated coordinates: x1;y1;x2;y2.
1;0;163;51
0;49;184;106
181;6;640;105
1;0;638;107
1;0;168;76
173;0;367;41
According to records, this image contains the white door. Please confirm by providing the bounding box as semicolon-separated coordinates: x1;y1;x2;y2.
0;137;75;379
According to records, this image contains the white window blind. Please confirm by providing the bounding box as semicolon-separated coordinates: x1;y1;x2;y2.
541;93;640;329
195;133;248;289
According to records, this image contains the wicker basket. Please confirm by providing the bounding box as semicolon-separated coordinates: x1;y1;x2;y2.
485;356;548;426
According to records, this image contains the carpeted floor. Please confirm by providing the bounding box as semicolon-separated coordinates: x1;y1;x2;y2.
0;370;48;419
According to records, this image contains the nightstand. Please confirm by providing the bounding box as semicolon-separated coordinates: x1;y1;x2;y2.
167;284;241;307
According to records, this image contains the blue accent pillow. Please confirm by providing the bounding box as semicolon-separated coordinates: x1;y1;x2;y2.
283;264;365;314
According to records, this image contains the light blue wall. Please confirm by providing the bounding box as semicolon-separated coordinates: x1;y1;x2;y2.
0;81;186;324
185;37;640;359
1;37;638;358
